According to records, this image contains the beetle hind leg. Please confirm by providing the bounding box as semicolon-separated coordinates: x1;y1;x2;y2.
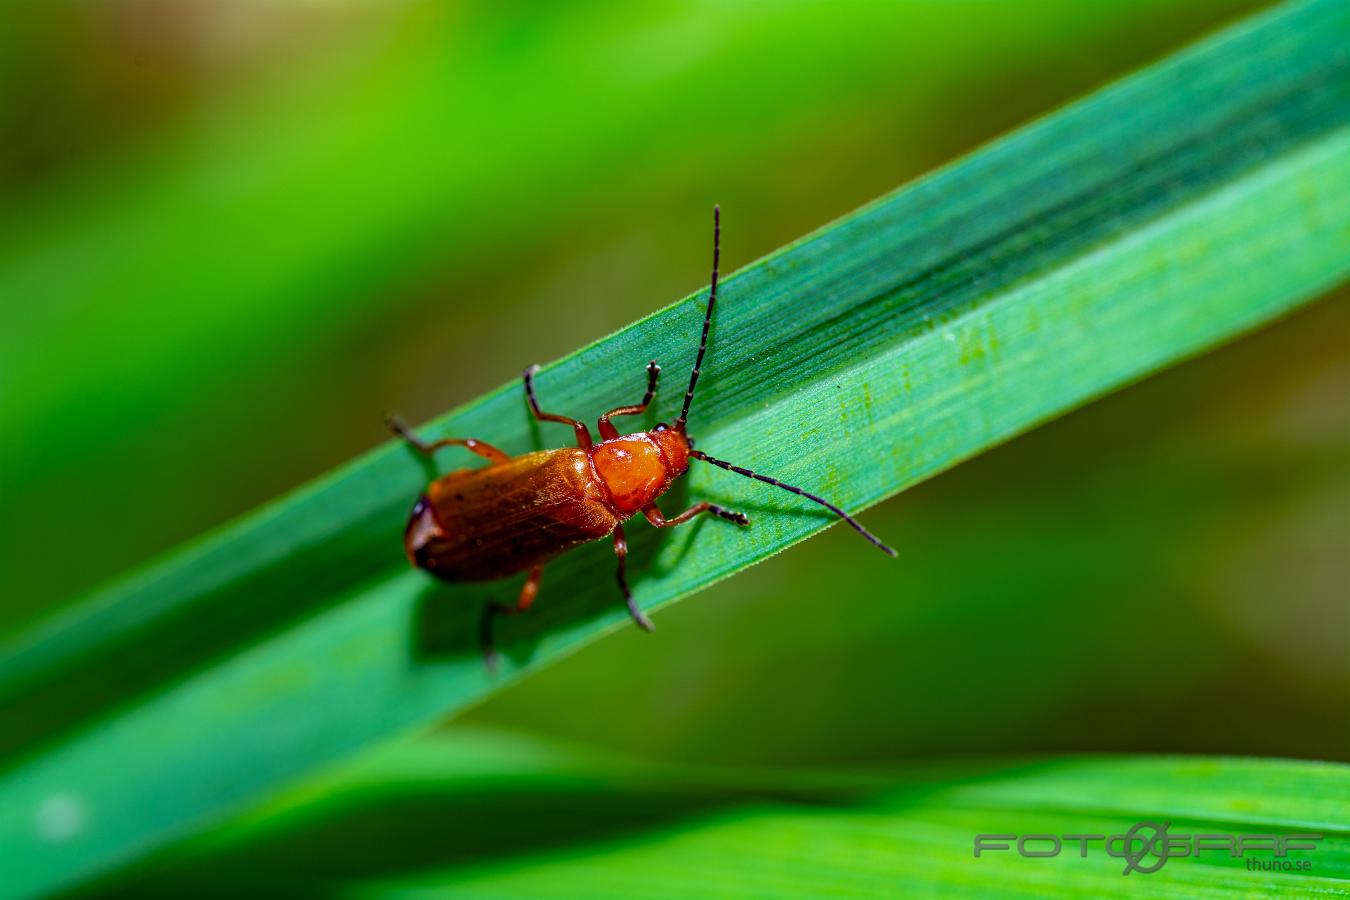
479;566;543;672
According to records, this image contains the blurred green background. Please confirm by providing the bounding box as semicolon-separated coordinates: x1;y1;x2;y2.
3;0;1345;826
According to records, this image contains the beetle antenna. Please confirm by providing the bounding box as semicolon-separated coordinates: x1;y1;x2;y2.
689;450;897;557
674;205;719;433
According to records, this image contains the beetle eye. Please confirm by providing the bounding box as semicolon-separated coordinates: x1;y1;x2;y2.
654;422;668;432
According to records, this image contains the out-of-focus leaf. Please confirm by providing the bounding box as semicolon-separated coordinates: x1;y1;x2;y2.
102;728;1350;898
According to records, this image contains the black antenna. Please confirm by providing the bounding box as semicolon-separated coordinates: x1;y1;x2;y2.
689;450;897;557
675;205;719;432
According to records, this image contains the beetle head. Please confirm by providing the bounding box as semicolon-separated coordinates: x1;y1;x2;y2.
649;423;690;475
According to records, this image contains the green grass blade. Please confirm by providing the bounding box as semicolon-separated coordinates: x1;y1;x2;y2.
107;728;1350;897
2;0;1349;896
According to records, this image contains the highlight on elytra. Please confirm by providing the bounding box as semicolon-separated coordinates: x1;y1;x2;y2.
388;206;895;668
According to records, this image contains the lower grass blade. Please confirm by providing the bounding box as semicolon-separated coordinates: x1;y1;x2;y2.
103;728;1350;897
1;1;1348;897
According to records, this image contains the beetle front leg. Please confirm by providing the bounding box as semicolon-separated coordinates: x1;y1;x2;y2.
642;501;750;528
612;524;654;632
479;565;543;671
597;360;660;440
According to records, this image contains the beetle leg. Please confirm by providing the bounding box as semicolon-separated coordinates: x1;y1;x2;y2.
643;501;750;528
597;360;660;440
524;365;593;450
479;565;544;671
612;524;654;632
387;415;510;464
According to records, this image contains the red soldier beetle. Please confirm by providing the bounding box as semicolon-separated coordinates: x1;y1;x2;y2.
389;206;895;668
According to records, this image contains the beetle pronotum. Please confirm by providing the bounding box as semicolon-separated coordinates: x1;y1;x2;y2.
390;207;894;667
